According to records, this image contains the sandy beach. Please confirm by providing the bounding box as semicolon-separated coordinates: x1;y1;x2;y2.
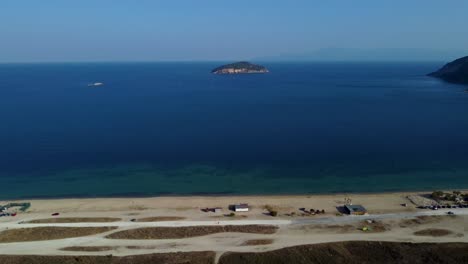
1;190;467;261
1;191;436;217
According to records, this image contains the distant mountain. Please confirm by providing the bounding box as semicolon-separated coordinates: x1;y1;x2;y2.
211;61;268;74
428;56;468;85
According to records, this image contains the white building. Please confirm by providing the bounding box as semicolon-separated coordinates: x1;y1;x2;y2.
234;204;249;212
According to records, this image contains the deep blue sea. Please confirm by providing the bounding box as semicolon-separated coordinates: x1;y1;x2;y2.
1;62;468;199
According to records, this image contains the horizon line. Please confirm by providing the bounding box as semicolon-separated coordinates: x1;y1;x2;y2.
0;59;448;64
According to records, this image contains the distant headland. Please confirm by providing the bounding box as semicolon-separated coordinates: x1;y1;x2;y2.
211;61;269;74
428;56;468;85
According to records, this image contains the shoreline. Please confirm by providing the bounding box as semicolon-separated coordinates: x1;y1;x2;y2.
3;189;467;203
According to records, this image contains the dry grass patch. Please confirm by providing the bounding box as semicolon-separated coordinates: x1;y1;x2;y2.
126;245;158;250
241;239;274;246
107;225;278;240
61;244;186;252
399;215;445;228
0;227;117;243
126;243;187;250
25;217;121;224
414;228;454;237
297;221;389;234
0;251;215;264
60;246;117;252
219;241;468;264
297;224;356;234
136;216;186;222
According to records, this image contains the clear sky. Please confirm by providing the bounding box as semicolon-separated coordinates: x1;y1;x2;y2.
1;0;467;62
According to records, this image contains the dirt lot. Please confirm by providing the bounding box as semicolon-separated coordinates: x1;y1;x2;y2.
25;217;121;224
0;227;117;243
106;225;278;239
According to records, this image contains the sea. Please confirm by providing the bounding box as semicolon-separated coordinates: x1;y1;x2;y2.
1;62;468;199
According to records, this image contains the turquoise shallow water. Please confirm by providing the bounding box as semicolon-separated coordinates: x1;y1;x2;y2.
4;164;468;199
0;62;467;199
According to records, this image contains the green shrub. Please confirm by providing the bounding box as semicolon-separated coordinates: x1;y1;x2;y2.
431;191;445;199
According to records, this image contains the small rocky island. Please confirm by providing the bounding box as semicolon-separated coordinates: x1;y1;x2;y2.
428;56;468;85
211;61;269;74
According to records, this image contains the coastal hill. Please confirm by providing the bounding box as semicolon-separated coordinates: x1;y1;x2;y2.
211;61;269;74
428;56;468;85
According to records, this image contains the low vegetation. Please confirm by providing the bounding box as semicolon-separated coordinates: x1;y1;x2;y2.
0;251;215;264
135;216;185;222
414;228;454;237
60;246;116;252
399;215;444;228
297;221;388;234
431;190;467;202
25;217;121;224
264;205;278;217
126;243;186;250
106;225;278;240
241;239;274;246
219;241;468;264
2;242;468;263
0;227;117;243
61;244;186;252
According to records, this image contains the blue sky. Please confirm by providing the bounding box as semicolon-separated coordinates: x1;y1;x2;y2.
1;0;467;62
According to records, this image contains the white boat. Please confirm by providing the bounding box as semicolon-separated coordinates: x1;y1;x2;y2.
88;82;104;87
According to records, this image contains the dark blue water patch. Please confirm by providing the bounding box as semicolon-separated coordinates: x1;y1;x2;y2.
0;62;468;199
